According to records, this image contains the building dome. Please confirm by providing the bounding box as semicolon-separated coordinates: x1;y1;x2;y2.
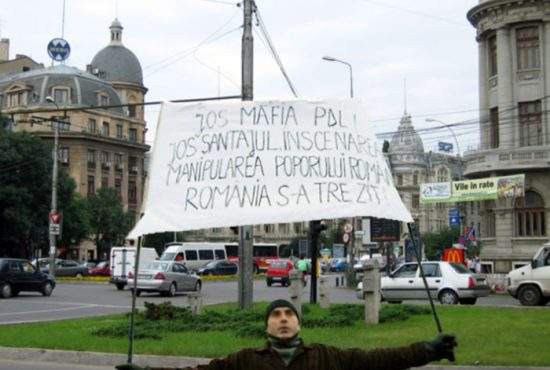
89;19;143;86
388;113;425;164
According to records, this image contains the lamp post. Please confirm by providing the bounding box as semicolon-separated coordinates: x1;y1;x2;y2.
46;96;60;277
322;56;354;98
425;118;460;157
322;55;357;287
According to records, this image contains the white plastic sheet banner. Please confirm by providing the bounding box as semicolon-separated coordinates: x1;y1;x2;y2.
128;99;412;238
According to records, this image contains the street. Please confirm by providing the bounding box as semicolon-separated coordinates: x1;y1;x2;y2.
0;278;525;325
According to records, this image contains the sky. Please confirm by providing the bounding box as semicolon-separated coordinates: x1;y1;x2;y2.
0;0;481;153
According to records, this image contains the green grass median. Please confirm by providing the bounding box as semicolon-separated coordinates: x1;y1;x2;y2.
0;303;548;367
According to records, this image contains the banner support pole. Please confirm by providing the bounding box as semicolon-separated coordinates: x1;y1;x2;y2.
407;223;442;333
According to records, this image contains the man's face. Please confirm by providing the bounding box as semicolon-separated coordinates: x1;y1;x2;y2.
266;307;300;339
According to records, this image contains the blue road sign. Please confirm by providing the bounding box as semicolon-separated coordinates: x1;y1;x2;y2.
449;216;460;227
438;142;453;152
47;38;71;62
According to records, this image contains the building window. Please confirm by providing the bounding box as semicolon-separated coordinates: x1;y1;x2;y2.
293;222;303;234
128;181;137;204
488;35;497;77
58;147;69;164
101;151;110;164
128;105;136;118
87;118;96;134
397;174;403;186
115;178;122;199
116;123;123;139
517;26;540;70
114;153;122;164
412;194;419;210
437;168;448;182
278;223;290;234
101;177;109;188
87;149;96;169
489;107;499;149
7;91;25;107
99;94;109;106
129;128;137;143
87;175;95;195
413;173;418;186
52;88;69;105
519;101;542;147
102;122;110;136
515;191;545;237
129;156;138;174
263;224;275;234
483;200;496;237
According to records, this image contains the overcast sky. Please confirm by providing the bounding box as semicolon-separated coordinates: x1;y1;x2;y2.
1;0;481;153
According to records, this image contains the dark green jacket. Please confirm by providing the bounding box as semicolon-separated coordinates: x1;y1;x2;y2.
177;340;432;370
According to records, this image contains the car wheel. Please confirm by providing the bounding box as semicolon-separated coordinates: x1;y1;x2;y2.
41;282;53;297
194;281;202;292
518;285;541;306
135;289;142;297
75;273;83;279
115;283;125;291
387;301;403;304
438;289;458;305
266;280;272;287
167;283;177;297
0;283;12;299
459;298;477;305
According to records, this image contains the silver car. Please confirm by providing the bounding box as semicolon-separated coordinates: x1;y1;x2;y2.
130;261;202;297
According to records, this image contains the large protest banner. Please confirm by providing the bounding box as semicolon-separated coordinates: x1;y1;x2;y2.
420;174;525;204
128;100;412;238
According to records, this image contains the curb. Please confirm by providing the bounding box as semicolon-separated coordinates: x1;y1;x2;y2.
0;347;549;369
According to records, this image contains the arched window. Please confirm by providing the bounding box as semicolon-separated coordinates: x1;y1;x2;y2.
515;191;545;237
437;168;448;182
413;172;418;186
483;200;495;237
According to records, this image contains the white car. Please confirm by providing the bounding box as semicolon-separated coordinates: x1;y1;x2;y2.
356;261;490;305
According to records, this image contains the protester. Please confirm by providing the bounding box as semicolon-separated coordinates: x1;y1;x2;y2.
116;299;457;370
296;255;308;286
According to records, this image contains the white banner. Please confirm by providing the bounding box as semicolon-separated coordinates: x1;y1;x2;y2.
128;99;412;238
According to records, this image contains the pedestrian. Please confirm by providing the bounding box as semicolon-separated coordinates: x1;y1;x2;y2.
116;299;457;370
296;255;308;286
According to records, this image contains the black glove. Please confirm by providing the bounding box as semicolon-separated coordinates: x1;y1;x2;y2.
424;333;457;362
115;363;151;370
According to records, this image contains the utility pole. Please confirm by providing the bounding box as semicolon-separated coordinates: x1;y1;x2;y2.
238;0;254;309
46;97;60;277
309;220;325;304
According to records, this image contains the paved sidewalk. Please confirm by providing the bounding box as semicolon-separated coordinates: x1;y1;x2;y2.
0;347;549;370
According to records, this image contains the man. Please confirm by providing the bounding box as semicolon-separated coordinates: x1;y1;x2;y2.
117;299;457;370
296;255;308;286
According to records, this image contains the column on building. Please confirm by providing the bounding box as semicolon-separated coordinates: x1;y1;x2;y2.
544;22;550;145
496;27;515;149
478;37;489;149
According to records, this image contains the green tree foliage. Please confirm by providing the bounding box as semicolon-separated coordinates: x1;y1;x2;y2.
0;130;87;258
143;232;183;255
87;187;132;259
421;226;460;260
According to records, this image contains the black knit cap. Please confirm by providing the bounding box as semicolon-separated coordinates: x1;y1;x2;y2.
265;299;300;324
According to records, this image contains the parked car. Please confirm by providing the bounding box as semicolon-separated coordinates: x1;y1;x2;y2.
507;243;550;306
41;259;89;277
110;246;158;290
330;258;348;272
266;259;295;287
356;261;490;305
197;260;238;275
88;261;110;276
0;258;56;298
128;261;201;296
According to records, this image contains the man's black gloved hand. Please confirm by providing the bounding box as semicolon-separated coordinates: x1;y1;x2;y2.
425;333;457;362
115;363;151;370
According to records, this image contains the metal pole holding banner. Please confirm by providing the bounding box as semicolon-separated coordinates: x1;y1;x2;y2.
407;223;442;333
127;237;142;364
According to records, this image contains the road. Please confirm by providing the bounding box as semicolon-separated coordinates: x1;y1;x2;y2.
0;359;112;370
0;276;526;325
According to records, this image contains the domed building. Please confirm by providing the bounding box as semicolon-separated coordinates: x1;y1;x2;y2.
0;20;149;261
387;112;464;253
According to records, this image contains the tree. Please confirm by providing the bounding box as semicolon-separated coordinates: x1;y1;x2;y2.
143;232;182;256
87;188;132;259
421;226;460;260
0;130;86;258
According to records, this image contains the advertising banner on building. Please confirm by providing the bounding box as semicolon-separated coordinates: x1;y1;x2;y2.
420;174;525;204
128;99;413;238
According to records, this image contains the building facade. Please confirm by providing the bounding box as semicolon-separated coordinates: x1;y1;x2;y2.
0;20;148;260
466;0;550;273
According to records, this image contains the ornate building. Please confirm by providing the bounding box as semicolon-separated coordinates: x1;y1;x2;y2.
0;19;148;260
466;0;550;273
388;113;464;250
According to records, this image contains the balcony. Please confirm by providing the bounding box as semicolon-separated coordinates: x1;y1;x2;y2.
101;162;111;171
87;161;96;170
464;146;550;177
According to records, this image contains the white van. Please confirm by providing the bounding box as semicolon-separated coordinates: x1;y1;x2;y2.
507;243;550;306
110;246;158;290
159;242;227;270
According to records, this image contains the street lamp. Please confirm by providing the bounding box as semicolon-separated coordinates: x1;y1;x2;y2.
322;55;354;98
45;96;60;277
425;118;461;157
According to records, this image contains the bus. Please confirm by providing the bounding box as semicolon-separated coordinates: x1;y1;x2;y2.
225;242;279;273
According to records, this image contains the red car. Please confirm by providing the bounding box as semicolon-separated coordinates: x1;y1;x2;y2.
88;261;110;276
266;260;294;287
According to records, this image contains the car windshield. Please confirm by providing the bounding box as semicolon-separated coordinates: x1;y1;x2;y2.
205;261;218;268
270;261;287;269
145;261;169;271
96;262;108;268
450;263;470;274
159;253;176;261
